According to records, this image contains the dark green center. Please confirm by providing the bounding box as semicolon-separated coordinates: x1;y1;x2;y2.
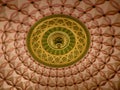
54;37;64;49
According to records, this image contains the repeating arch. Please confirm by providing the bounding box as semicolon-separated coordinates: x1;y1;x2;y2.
0;0;120;90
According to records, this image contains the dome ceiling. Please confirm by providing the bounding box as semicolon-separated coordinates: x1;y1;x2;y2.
0;0;120;90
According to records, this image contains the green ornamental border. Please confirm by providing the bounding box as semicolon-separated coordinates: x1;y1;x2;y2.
26;14;91;68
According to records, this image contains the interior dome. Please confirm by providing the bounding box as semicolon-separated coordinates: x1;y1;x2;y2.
0;0;120;90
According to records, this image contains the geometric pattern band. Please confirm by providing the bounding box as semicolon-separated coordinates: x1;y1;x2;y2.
0;0;120;90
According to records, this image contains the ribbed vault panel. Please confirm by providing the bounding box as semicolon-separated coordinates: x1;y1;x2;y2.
0;0;120;90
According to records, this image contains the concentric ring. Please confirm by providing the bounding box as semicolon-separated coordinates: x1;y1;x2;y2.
27;14;90;67
42;27;75;55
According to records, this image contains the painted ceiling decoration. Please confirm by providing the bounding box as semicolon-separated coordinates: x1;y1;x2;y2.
27;14;90;67
0;0;120;90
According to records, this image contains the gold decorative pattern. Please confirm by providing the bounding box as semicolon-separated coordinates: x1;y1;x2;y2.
27;14;90;67
1;0;120;89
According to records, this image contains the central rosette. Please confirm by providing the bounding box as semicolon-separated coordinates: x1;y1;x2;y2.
54;36;64;49
42;27;75;55
49;32;67;49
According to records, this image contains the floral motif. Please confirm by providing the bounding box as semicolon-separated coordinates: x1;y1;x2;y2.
0;0;120;90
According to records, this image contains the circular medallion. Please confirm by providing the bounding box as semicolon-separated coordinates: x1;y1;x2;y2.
27;14;90;67
42;27;75;55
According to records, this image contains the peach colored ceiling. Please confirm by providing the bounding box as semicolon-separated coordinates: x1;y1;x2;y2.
0;0;120;90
